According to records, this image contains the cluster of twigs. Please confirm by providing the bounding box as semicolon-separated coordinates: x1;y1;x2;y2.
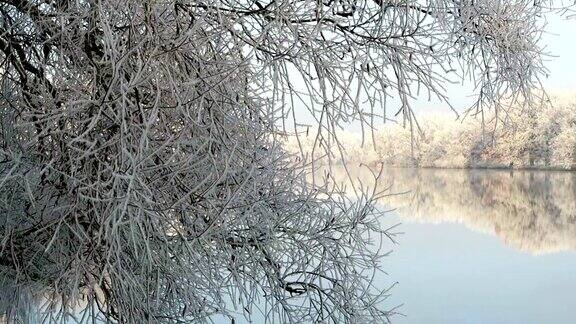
0;0;567;323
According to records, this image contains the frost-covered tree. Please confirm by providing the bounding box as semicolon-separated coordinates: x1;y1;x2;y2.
0;0;569;323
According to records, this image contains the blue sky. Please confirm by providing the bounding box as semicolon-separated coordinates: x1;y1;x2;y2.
410;13;576;115
537;13;576;91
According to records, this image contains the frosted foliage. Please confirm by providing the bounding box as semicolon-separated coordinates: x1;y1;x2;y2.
0;0;568;323
288;94;576;170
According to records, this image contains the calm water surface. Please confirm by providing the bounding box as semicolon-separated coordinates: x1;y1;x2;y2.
374;168;576;324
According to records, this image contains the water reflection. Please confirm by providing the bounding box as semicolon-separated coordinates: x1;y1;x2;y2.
322;166;576;323
389;168;576;254
326;167;576;254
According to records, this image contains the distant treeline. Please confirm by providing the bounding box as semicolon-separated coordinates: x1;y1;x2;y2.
286;94;576;170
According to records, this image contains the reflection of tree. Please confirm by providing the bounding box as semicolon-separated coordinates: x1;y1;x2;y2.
325;166;576;254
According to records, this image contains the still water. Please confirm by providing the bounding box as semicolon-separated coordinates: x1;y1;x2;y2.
372;168;576;324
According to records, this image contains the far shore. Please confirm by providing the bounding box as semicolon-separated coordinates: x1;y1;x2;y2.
370;164;576;172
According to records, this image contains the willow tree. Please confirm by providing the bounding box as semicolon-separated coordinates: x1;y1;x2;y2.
0;0;567;323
